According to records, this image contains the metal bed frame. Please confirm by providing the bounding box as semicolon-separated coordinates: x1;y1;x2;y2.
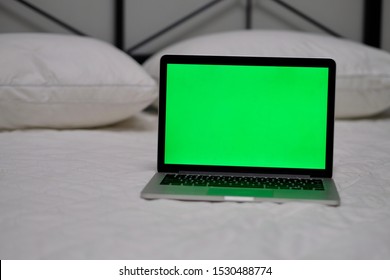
13;0;383;62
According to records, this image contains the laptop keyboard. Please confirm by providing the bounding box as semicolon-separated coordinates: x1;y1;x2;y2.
161;174;324;191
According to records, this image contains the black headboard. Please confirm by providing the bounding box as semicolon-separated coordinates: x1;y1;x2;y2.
13;0;383;62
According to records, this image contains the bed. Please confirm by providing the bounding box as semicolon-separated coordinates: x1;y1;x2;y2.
1;0;390;259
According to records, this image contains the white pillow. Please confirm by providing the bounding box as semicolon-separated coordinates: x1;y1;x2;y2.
143;30;390;118
0;33;157;129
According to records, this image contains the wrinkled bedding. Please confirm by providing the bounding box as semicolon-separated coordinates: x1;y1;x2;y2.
1;111;390;259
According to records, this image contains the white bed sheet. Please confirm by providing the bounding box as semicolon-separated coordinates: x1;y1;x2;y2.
1;111;390;259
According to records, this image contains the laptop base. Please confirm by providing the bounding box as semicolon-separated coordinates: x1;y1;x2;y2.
141;173;340;206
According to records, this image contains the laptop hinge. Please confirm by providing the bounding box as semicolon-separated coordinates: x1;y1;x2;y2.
178;171;311;178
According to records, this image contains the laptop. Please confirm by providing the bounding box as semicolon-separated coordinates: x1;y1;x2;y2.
141;55;340;206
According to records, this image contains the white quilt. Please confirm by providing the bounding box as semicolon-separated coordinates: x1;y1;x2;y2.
1;112;390;259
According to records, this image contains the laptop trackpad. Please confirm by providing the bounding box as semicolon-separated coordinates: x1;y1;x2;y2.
208;188;274;198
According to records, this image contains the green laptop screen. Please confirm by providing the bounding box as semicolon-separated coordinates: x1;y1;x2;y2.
164;63;328;169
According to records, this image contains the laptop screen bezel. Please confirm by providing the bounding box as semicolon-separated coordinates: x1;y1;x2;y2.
157;55;336;178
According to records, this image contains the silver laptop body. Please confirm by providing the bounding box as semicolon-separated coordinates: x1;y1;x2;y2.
141;55;340;206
